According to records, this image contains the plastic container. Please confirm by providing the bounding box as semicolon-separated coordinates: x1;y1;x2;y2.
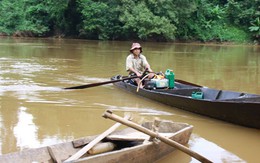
191;91;204;99
151;79;169;88
144;79;156;89
165;69;175;89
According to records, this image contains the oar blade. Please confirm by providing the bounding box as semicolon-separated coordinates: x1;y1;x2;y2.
64;80;117;89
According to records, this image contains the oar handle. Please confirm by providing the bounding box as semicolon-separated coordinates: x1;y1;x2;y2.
103;110;212;163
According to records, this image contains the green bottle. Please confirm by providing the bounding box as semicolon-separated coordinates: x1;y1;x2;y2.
165;69;175;89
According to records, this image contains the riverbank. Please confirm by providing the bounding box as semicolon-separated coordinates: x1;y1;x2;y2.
1;35;259;46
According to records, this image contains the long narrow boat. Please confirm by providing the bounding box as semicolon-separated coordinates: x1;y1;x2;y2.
111;75;260;129
0;120;193;163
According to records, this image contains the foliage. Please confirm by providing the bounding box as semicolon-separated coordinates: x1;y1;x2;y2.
0;0;259;43
118;0;177;41
78;0;122;40
0;0;24;34
176;0;224;41
225;0;260;41
0;0;68;36
249;17;260;41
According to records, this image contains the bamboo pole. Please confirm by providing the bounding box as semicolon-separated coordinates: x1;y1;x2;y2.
103;110;212;163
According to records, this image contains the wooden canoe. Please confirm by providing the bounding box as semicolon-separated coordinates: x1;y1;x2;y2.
111;75;260;129
0;120;193;163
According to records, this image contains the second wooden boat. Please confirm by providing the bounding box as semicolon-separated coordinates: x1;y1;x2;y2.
0;120;193;163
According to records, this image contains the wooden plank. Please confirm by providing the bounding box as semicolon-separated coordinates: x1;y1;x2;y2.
64;114;130;162
72;135;97;148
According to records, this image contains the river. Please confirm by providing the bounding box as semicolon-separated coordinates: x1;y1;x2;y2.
0;37;259;162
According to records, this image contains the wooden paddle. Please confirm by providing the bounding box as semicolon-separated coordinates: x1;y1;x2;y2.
64;69;151;90
103;110;212;163
63;69;202;90
64;75;138;89
64;114;131;162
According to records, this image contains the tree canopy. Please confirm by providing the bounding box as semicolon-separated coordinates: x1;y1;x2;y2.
0;0;259;43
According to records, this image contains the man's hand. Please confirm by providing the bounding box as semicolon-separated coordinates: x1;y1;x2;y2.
136;72;142;77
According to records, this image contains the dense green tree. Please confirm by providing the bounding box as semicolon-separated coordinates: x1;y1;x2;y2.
0;0;24;34
118;0;177;41
77;0;123;40
177;0;251;42
225;0;260;42
0;0;68;36
0;0;259;43
78;0;178;41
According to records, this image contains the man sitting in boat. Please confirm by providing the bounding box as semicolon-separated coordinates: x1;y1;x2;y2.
126;43;154;88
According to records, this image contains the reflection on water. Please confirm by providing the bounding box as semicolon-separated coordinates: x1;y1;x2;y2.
0;38;259;162
13;106;39;149
12;106;72;151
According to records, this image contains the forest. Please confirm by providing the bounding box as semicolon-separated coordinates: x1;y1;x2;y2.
0;0;259;43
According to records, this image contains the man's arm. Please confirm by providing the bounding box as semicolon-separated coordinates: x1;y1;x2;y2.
145;64;153;73
128;67;142;77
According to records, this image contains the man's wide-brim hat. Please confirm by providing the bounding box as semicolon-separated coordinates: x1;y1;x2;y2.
130;43;142;52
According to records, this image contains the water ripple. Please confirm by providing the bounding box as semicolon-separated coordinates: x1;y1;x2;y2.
94;103;173;116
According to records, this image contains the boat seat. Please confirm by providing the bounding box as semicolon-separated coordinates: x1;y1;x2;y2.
201;88;221;100
216;90;244;100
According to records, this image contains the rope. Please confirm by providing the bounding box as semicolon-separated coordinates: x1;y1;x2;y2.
136;74;149;92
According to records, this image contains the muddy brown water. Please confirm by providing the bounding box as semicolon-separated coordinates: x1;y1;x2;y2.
0;38;259;162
